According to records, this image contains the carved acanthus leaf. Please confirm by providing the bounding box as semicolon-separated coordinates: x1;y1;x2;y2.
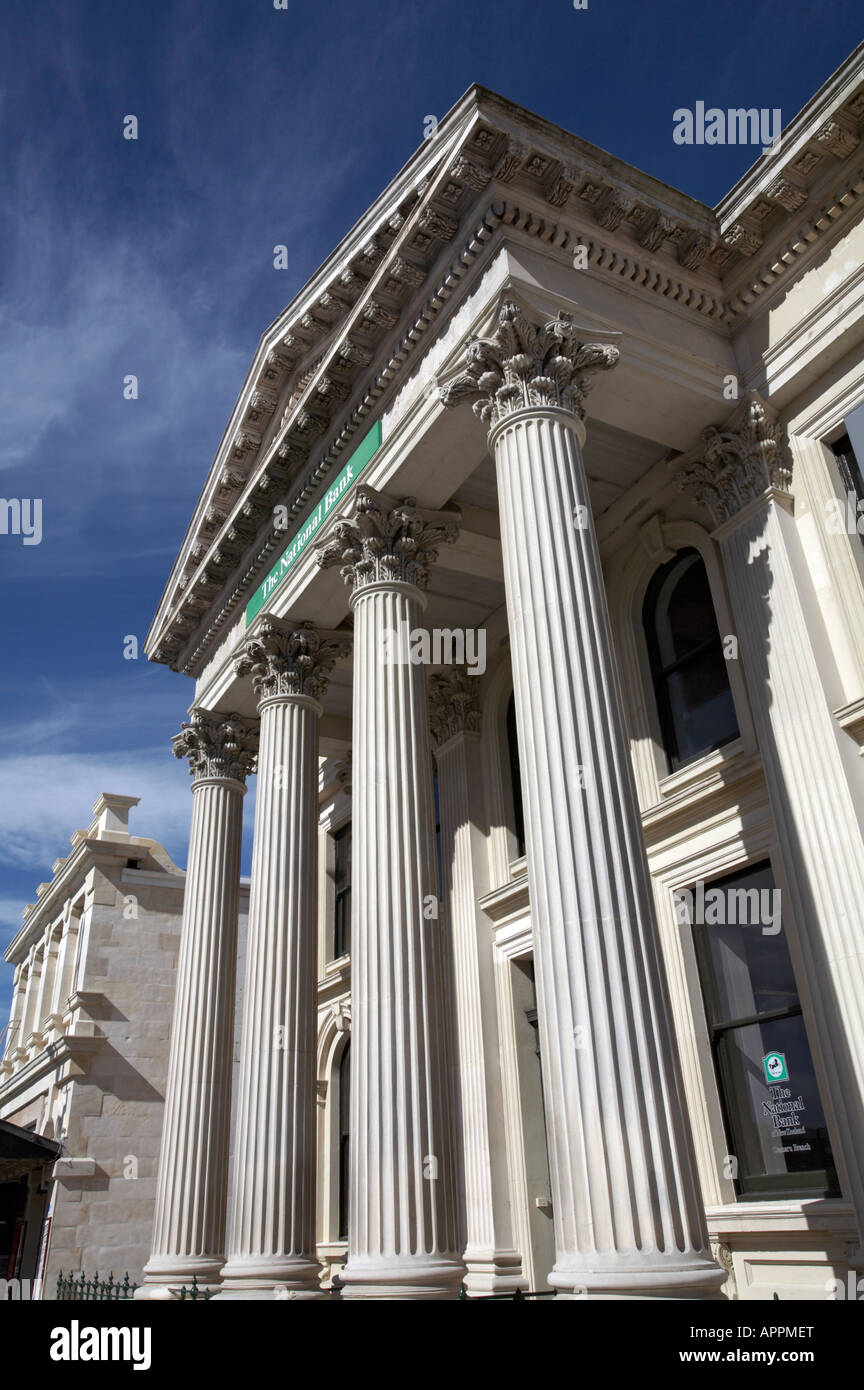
315;486;460;592
172;709;258;783
673;392;791;527
235;618;351;701
439;300;619;430
428;669;482;749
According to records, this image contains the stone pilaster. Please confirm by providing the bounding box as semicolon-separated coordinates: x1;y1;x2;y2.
138;709;256;1296
218;619;351;1298
316;488;465;1299
1;964;25;1069
442;299;722;1298
429;670;524;1293
47;906;79;1032
675;392;864;1268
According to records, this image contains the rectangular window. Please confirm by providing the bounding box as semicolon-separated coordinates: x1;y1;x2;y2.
831;433;864;548
433;774;443;901
332;822;351;960
687;861;839;1200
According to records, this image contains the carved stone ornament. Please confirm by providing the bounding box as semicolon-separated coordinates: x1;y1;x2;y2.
315;486;460;593
438;300;619;431
428;669;481;749
673;392;792;528
172;709;258;783
235;617;352;701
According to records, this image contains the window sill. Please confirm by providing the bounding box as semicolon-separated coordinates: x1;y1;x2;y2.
705;1197;855;1233
643;744;763;843
657;739;746;798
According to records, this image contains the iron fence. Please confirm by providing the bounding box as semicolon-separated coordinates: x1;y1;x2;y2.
56;1270;135;1301
458;1285;557;1299
55;1270;213;1301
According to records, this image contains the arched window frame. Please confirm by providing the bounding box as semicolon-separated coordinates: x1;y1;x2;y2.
607;519;753;809
642;547;740;773
316;1011;351;1250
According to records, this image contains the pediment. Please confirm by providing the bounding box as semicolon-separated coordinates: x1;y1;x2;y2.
147;55;864;676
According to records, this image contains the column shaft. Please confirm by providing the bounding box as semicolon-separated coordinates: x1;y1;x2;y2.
142;776;245;1288
219;694;321;1295
344;580;463;1298
432;698;524;1292
493;407;721;1297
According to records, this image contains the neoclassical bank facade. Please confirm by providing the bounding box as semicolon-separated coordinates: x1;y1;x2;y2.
140;50;864;1300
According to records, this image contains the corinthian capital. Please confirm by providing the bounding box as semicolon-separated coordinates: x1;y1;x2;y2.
172;709;258;783
235;617;352;701
315;486;460;592
428;669;481;749
439;299;619;430
673;392;792;528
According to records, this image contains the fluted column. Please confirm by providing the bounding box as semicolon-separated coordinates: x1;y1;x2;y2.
46;906;79;1034
2;964;25;1069
138;710;256;1296
442;299;722;1299
218;619;351;1298
20;946;42;1053
675;393;864;1269
316;488;464;1299
429;670;525;1293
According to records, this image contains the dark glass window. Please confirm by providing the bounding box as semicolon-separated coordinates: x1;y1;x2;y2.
688;861;838;1200
333;822;351;960
433;773;443;901
338;1042;350;1241
831;434;864;548
506;693;526;858
643;548;739;771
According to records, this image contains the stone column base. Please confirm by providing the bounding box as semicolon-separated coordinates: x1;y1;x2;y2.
339;1255;464;1300
215;1255;325;1300
135;1254;224;1299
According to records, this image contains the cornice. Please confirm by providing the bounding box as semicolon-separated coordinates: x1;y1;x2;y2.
717;42;864;226
4;833;182;966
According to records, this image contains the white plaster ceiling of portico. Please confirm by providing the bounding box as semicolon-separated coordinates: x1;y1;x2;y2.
188;260;734;719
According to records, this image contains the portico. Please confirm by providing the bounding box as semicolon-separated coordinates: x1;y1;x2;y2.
142;59;864;1301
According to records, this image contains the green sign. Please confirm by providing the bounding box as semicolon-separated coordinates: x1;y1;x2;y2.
763;1051;789;1083
245;420;382;625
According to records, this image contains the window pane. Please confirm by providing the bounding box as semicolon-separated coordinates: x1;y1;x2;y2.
690;862;838;1199
665;648;739;765
332;823;351;959
643;549;740;771
654;552;714;666
716;1015;838;1197
697;864;798;1025
338;1043;350;1240
506;694;526;857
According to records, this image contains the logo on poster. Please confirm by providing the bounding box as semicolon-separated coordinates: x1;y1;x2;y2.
763;1051;788;1083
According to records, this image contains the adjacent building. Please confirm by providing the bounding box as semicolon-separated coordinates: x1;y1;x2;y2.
0;795;187;1294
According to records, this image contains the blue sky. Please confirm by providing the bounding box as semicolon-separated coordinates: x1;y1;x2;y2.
0;0;860;1013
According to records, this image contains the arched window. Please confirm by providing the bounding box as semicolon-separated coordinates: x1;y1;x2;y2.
643;548;739;771
337;1042;350;1241
506;693;526;858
